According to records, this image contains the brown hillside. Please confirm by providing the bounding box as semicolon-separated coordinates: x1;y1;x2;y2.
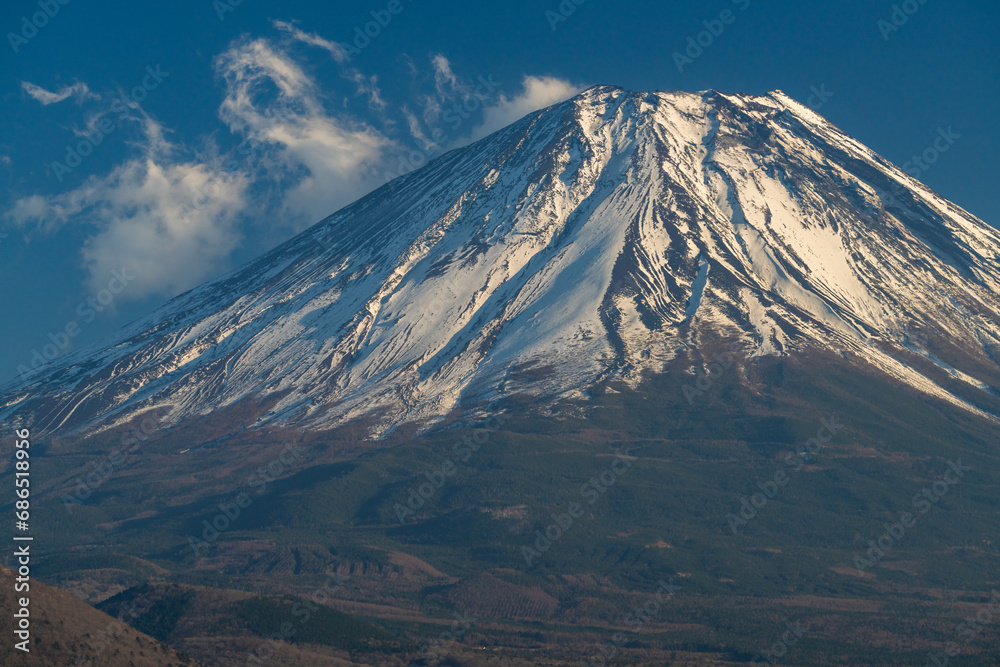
0;566;197;666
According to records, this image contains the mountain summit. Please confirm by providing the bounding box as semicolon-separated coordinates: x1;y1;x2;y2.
5;86;1000;437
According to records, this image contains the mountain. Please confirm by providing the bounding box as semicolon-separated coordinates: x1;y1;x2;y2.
0;566;199;666
4;85;1000;438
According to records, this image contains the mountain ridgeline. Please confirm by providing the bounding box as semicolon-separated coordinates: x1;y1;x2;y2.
3;85;1000;438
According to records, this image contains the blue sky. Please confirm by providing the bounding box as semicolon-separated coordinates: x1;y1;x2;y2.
1;0;997;381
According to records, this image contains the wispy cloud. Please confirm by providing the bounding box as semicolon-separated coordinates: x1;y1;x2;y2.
272;19;350;64
5;23;583;305
21;80;96;105
8;118;249;299
215;37;394;228
432;54;463;100
402;106;437;151
465;75;584;143
272;20;390;115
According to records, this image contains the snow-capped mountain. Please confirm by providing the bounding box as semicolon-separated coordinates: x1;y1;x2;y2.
5;86;1000;437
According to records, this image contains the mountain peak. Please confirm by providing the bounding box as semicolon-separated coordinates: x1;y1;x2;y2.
4;86;1000;438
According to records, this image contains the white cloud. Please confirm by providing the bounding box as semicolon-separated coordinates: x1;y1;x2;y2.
271;21;388;115
432;55;463;100
215;37;393;227
5;26;583;304
419;55;478;127
21;80;96;105
419;93;444;125
272;19;350;64
465;75;584;143
345;70;388;112
7;118;249;299
209;42;581;221
402;106;437;151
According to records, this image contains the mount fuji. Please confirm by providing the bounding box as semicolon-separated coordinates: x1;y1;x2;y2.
5;85;1000;438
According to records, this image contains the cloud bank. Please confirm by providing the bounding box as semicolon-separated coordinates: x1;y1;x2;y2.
6;24;582;303
8;118;249;299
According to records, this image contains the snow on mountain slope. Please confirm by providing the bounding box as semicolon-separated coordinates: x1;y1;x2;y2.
4;86;1000;437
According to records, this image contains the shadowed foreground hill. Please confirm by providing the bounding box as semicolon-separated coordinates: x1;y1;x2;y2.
0;566;197;666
